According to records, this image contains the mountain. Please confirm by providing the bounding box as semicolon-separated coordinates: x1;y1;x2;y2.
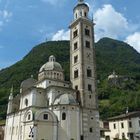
0;37;140;119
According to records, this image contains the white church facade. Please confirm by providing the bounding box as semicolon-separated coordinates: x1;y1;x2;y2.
4;0;100;140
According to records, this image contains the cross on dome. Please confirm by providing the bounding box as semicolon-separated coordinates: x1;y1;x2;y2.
78;0;84;3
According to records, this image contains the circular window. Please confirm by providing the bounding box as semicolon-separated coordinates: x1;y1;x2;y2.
25;98;28;106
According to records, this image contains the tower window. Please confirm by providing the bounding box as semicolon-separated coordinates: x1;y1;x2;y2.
44;114;48;120
74;42;78;50
85;29;90;36
81;135;84;140
75;13;77;19
73;30;78;38
75;85;78;90
74;70;79;79
62;112;66;120
74;55;78;63
80;11;82;16
85;41;90;48
88;84;92;91
87;69;92;77
89;127;93;133
84;12;87;17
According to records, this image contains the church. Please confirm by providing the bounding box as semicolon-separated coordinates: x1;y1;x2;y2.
4;0;100;140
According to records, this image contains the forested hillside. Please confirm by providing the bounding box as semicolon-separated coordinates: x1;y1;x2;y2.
0;37;140;119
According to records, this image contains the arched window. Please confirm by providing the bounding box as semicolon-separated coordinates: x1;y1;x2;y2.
62;112;66;120
84;12;87;17
28;114;31;120
25;98;28;106
80;11;82;16
57;73;59;79
75;13;77;19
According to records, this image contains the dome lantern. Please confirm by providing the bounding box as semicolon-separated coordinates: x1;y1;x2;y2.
49;55;56;62
73;0;89;20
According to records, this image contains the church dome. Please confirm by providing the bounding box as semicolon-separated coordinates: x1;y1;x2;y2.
39;55;63;72
20;77;37;92
53;94;77;105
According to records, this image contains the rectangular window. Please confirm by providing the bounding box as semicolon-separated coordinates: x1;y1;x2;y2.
129;121;132;128
121;123;124;128
74;42;78;50
114;123;116;129
89;127;93;133
75;85;78;90
74;70;78;79
85;41;90;48
62;112;66;120
74;55;78;63
85;28;90;36
88;84;92;91
89;95;91;99
87;69;92;77
44;114;48;120
80;135;83;140
73;30;78;38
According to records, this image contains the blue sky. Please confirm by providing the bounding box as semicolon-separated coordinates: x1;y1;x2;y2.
0;0;140;69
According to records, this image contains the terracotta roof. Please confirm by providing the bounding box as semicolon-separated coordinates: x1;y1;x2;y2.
108;111;140;121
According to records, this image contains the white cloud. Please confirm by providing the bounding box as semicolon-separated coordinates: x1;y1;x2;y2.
125;32;140;53
41;0;65;6
94;4;129;41
0;10;12;19
0;10;12;30
52;29;70;41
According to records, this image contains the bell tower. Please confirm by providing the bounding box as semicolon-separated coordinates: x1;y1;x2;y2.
69;0;100;139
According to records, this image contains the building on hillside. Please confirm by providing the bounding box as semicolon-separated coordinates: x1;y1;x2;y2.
4;0;100;140
108;71;119;80
104;111;140;140
108;71;135;88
